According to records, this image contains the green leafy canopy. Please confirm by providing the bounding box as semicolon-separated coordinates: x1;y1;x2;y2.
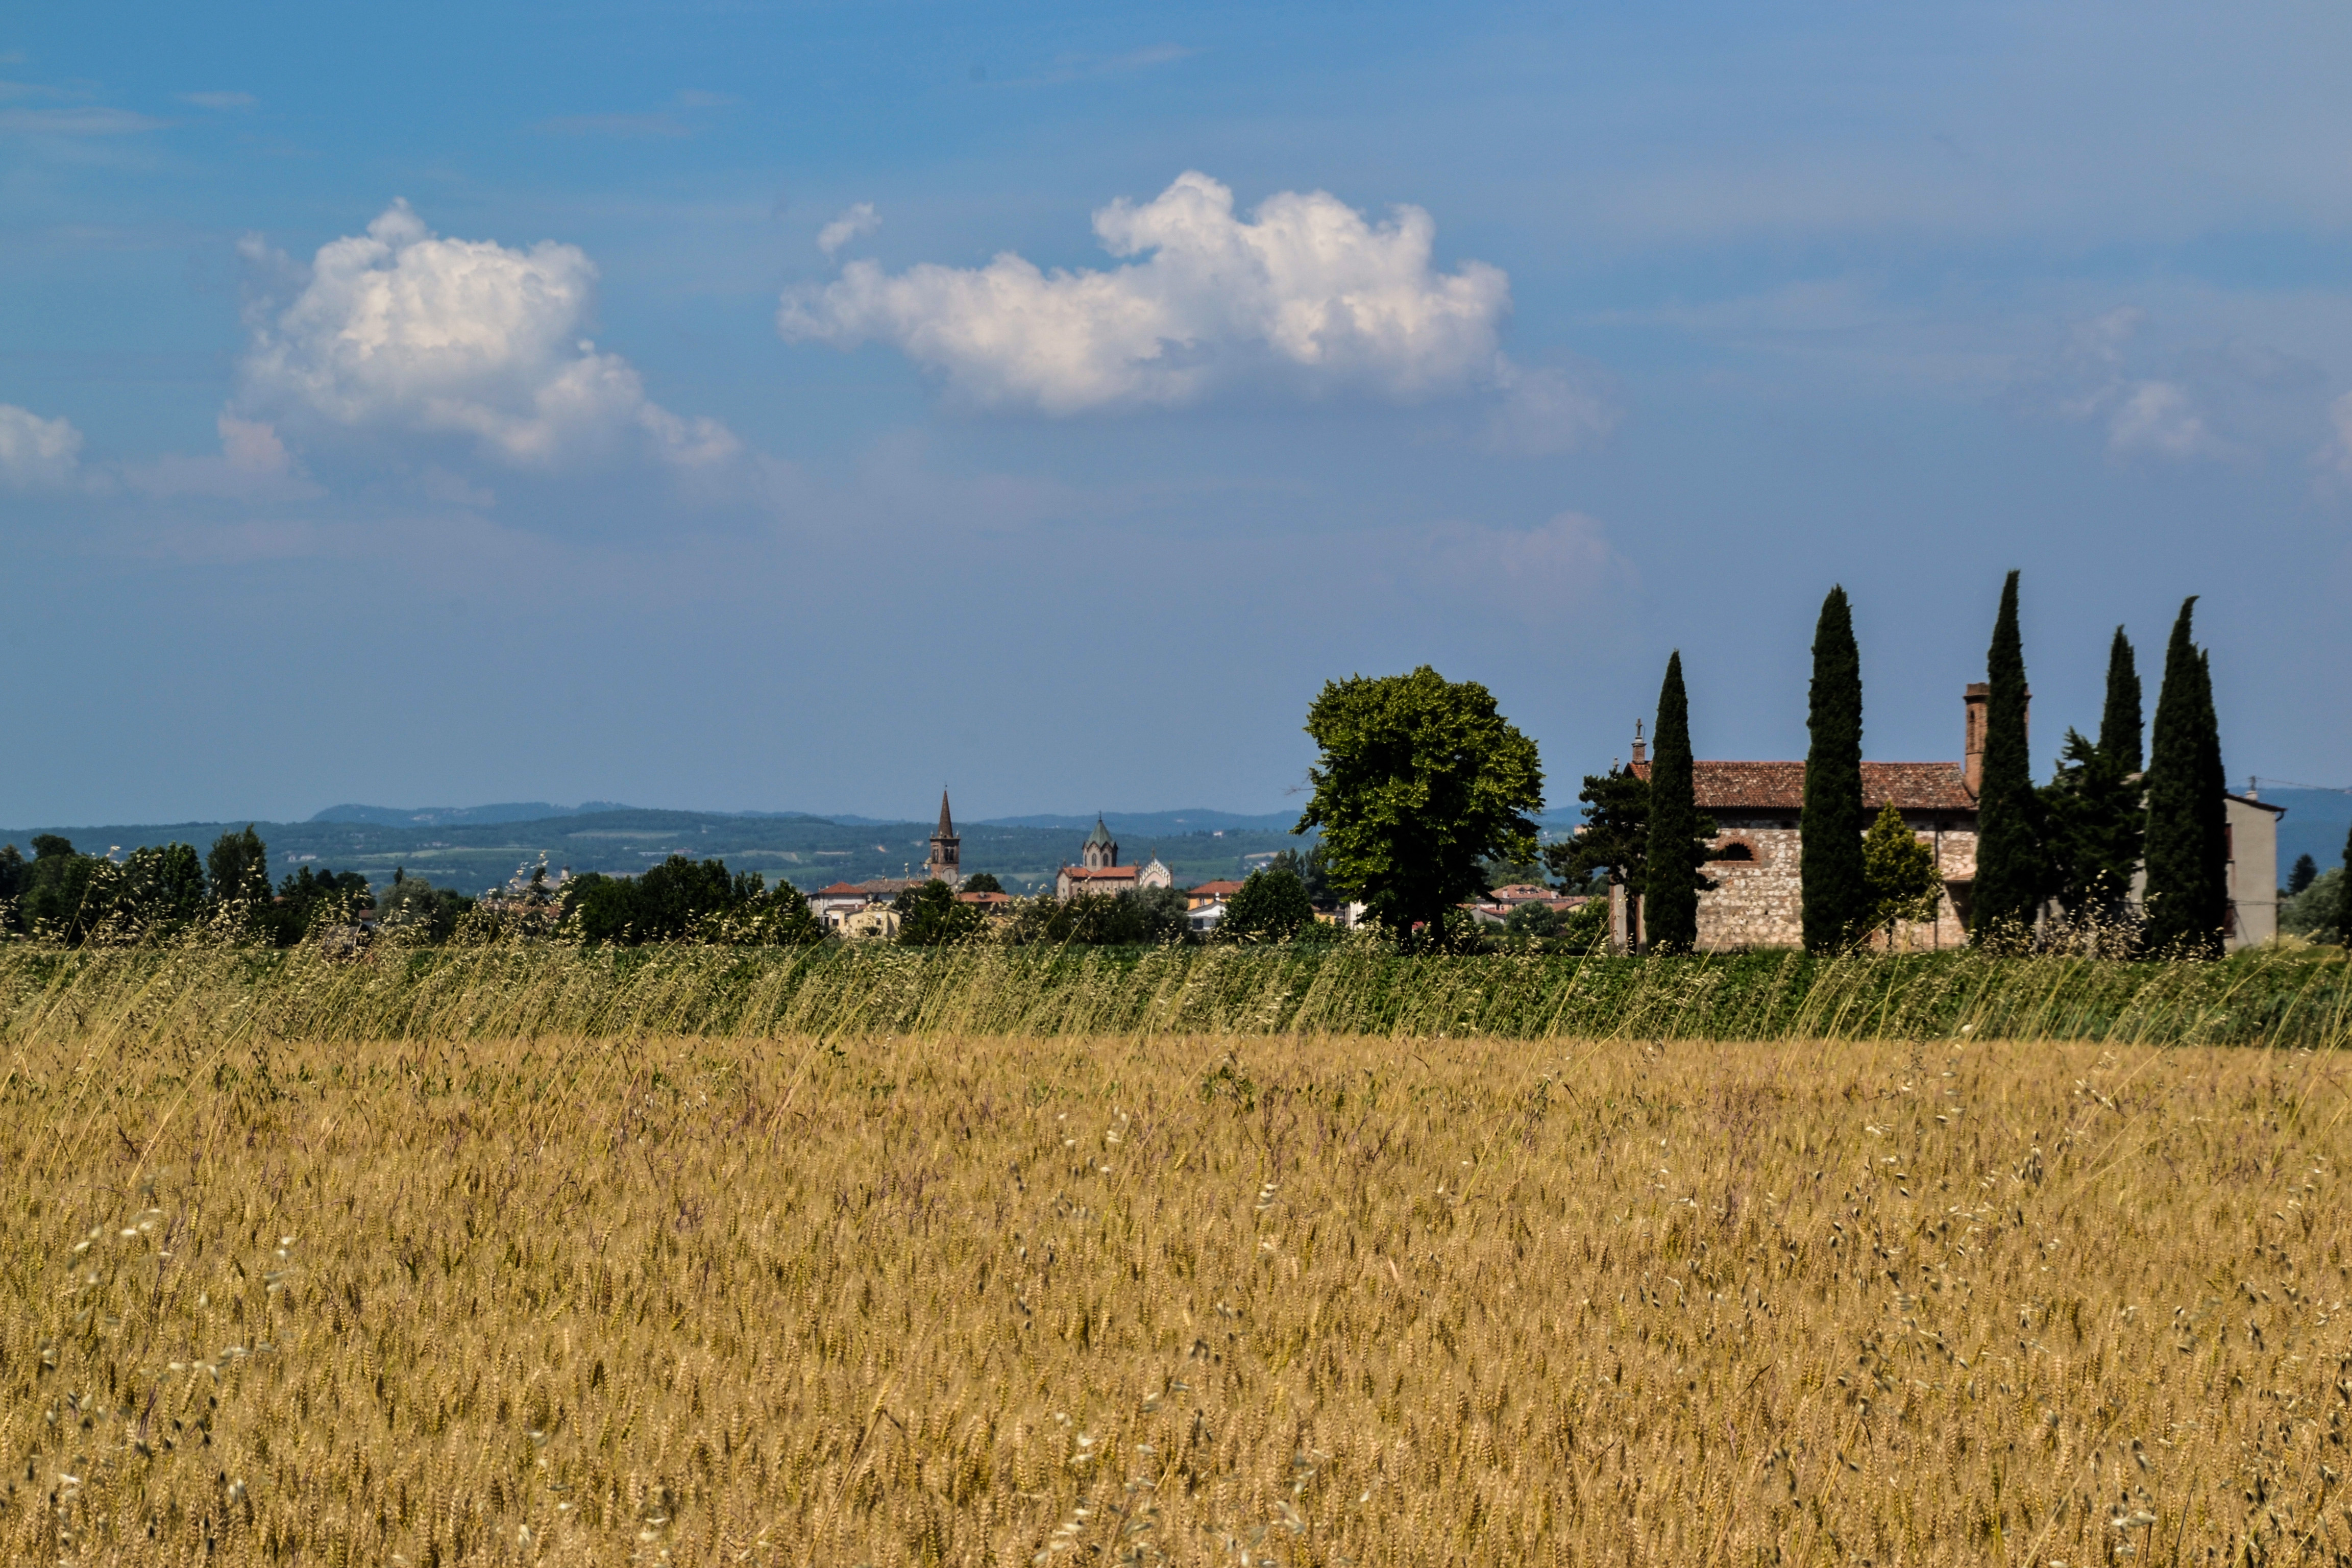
1296;666;1544;944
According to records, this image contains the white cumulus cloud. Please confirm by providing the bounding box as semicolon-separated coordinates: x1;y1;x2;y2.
778;171;1586;434
239;201;738;469
2105;379;2222;459
817;203;880;258
0;403;83;487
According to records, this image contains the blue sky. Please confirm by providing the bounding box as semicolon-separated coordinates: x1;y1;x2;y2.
4;0;2348;825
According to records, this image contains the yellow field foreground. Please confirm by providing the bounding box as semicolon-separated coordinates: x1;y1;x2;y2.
3;1031;2346;1565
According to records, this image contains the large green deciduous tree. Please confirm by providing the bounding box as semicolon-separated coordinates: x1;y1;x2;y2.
1970;571;2042;942
1801;585;1867;950
2142;598;2229;955
1643;652;1716;953
1296;666;1544;946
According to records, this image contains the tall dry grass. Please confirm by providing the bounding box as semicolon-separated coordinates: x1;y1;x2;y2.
3;937;2348;1048
5;1027;2349;1564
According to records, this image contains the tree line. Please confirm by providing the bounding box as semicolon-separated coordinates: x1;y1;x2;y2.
1291;573;2316;957
0;827;392;945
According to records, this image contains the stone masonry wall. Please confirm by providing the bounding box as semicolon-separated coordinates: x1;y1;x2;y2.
1693;813;1977;951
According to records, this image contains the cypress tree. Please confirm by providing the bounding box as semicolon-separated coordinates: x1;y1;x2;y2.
1643;651;1714;952
1801;585;1867;950
2039;625;2145;934
2143;598;2229;955
2098;626;2143;773
1970;570;2041;941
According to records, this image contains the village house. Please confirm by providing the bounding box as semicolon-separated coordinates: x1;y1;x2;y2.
1468;883;1588;928
1055;817;1172;900
1185;879;1246;911
1608;683;2280;952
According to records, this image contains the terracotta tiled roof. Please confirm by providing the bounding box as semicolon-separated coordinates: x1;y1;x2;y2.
815;881;866;896
956;891;1014;905
1063;865;1139;880
1634;760;1976;812
1189;879;1247;898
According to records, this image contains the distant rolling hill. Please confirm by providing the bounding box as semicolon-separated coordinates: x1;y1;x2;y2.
2;805;1316;897
979;809;1301;835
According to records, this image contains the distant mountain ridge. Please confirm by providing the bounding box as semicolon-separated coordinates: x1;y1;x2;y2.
977;810;1300;836
309;803;1303;835
312;801;635;828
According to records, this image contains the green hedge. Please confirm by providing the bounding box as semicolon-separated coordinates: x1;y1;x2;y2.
2;938;2346;1047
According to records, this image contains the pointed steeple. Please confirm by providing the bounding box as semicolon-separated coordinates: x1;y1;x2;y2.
926;787;962;885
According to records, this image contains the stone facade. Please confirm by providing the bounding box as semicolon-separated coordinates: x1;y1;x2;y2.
1611;696;1985;952
1684;803;1978;951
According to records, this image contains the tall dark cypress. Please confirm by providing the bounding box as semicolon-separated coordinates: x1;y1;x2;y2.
1800;585;1867;950
2143;598;2229;955
2097;626;2143;774
1970;571;2041;940
1643;651;1712;953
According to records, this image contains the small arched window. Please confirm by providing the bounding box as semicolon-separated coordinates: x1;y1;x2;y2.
1708;840;1755;862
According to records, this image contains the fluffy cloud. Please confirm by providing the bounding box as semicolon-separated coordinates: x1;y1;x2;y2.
817;203;880;258
2104;379;2221;459
0;404;83;487
779;172;1587;435
2037;308;2241;461
239;201;737;469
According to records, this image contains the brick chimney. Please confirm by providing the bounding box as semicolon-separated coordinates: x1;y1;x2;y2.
1962;681;2029;797
1963;683;1989;795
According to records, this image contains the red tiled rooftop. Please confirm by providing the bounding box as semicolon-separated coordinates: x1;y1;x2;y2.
1634;760;1975;812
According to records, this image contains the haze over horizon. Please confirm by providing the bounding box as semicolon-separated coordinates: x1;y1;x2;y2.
5;1;2348;827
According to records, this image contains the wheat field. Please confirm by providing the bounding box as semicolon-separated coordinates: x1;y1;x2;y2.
5;1027;2348;1565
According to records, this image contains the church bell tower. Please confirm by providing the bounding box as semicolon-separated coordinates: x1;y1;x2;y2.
926;790;961;885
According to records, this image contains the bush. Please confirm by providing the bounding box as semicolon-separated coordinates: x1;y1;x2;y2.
2282;868;2344;943
562;856;819;945
894;880;985;946
377;871;475;943
1220;867;1315;943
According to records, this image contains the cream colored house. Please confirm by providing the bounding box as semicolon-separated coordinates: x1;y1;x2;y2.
2223;790;2285;948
